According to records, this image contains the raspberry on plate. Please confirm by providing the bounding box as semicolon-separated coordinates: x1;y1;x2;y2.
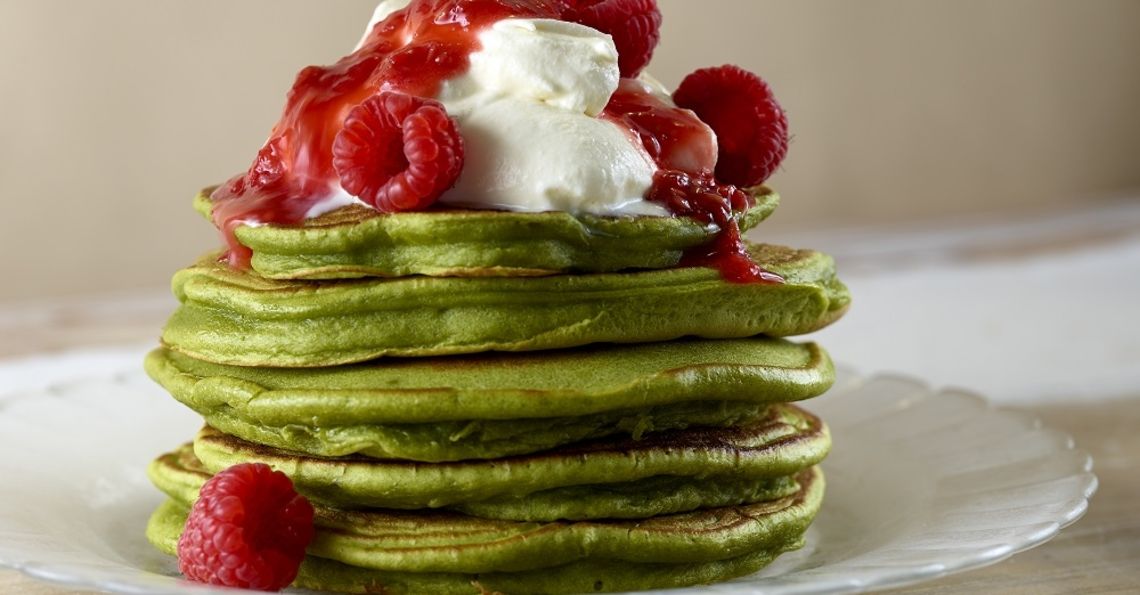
177;463;314;592
567;0;662;78
333;91;465;213
673;65;789;188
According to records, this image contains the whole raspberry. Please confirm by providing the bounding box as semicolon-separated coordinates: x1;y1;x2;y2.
177;463;315;592
332;91;465;212
673;65;789;188
567;0;662;78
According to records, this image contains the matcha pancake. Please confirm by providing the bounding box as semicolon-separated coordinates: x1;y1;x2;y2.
145;338;834;461
152;442;801;521
195;186;779;280
149;496;811;594
181;399;775;463
163;242;849;367
191;404;829;509
292;549;786;595
147;467;822;590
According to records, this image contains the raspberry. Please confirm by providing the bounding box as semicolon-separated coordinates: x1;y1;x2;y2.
177;463;314;592
567;0;662;78
673;65;789;188
332;92;465;212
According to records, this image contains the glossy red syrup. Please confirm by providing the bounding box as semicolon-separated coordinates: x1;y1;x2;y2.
211;0;566;267
604;80;782;284
602;80;717;174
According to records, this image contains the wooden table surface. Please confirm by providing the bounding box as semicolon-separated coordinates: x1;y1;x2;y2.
1;215;1138;594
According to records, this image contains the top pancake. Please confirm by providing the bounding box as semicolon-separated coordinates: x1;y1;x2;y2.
195;186;780;280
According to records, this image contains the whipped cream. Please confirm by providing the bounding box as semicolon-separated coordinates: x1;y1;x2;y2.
441;97;664;215
340;2;667;218
356;0;411;50
458;18;619;117
437;19;662;215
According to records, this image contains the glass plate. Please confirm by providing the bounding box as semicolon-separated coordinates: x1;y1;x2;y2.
0;365;1096;594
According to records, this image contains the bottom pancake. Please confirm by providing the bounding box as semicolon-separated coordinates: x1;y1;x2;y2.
149;498;794;594
147;466;823;593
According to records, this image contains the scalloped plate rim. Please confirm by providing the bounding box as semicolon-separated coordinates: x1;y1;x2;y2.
0;361;1098;595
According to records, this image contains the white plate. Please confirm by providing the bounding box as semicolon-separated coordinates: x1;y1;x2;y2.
0;363;1096;594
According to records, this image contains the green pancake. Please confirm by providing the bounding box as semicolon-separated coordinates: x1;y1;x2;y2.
292;549;787;595
148;504;804;594
455;473;801;522
147;339;831;424
151;442;801;521
179;399;773;463
191;404;829;509
147;467;822;592
145;338;834;461
162;243;849;367
195;186;780;280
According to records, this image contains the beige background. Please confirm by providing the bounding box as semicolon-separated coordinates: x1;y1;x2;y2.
1;0;1138;300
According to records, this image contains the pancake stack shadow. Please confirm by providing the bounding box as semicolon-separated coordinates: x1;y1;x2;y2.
144;187;850;594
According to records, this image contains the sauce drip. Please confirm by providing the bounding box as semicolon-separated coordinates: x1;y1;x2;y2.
211;0;565;267
603;80;782;284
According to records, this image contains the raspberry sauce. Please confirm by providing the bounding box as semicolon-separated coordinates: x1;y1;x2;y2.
211;0;565;267
603;80;782;284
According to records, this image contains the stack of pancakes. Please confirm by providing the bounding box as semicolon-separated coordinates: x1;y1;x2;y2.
144;186;849;593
